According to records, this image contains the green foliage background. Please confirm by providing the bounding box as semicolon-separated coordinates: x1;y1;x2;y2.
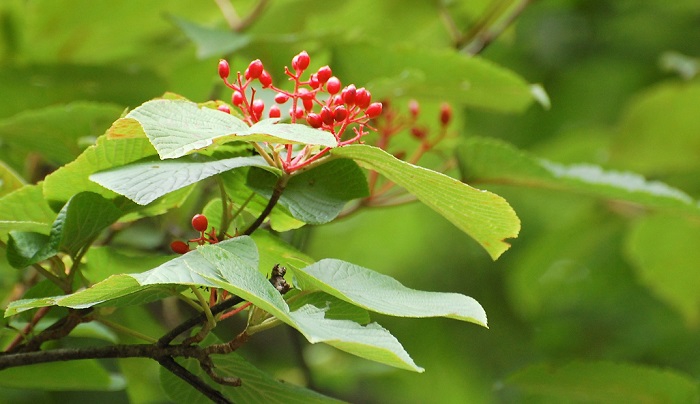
2;0;700;402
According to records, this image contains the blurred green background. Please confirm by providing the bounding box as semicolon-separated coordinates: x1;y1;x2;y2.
2;0;700;402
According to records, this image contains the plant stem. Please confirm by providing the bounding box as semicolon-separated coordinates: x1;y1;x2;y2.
158;296;243;347
242;174;289;235
217;176;231;241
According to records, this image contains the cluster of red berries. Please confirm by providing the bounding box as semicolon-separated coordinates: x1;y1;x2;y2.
217;51;383;172
170;214;228;254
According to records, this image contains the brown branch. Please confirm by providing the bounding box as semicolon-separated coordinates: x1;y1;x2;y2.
462;0;534;55
158;295;244;347
242;175;288;235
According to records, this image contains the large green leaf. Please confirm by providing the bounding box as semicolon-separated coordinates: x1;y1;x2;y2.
625;214;700;324
292;259;487;327
332;144;520;260
459;137;700;216
160;354;341;404
7;237;421;372
126;100;337;159
90;155;275;205
6;192;122;267
0;183;56;236
0;360;125;391
0;160;24;197
506;361;699;403
247;159;369;225
331;43;533;112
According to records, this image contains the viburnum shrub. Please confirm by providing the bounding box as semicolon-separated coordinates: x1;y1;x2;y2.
0;51;520;402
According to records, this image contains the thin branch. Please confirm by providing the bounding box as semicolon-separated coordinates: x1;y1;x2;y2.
158;356;231;404
9;308;92;353
462;0;534;55
242;175;289;235
214;0;242;30
158;296;243;347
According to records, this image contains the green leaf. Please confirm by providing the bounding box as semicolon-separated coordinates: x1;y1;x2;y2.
506;361;699;403
160;354;342;404
332;144;520;260
90;155;275;205
0;360;125;391
287;290;371;324
251;230;314;273
459;137;700;216
0;160;24;197
248;159;369;224
126;100;337;159
83;246;174;284
293;259;486;326
6;231;50;269
0;102;123;166
170;15;252;59
8;237;422;372
625;214;700;324
0;183;56;236
43;135;158;204
331;43;533;112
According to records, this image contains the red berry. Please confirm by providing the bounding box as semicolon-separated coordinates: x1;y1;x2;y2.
170;240;190;254
269;105;281;118
252;99;265;120
439;103;452;126
326;77;341;94
218;60;230;80
306;113;322;128
309;74;320;89
409;99;420;118
289;107;304;119
248;59;264;79
365;102;383;118
259;70;272;88
232;91;244;106
317;66;332;84
275;93;290;104
355;87;371;109
302;97;314;112
217;105;231;114
341;85;356;105
192;214;209;232
320;106;334;125
292;51;310;72
334;105;348;122
411;126;427;139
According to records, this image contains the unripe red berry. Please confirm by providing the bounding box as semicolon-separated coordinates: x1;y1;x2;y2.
292;51;310;72
252;99;265;119
409;99;420;118
248;59;264;79
317;66;332;84
218;60;230;80
269;105;281;118
306;113;322;128
411;126;427;139
320;106;334;125
217;105;231;114
290;107;304;119
259;70;272;88
334;105;348;122
326;77;341;94
355;87;371;109
341;85;356;105
232;91;244;106
439;103;452;126
170;240;190;254
191;214;208;232
275;93;289;104
365;102;383;118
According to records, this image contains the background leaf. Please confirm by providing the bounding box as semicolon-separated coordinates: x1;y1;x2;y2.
0;361;125;391
332;144;520;260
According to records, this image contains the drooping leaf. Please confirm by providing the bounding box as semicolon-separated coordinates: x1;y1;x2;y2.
332;144;520;260
0;360;125;391
331;43;533;112
506;361;699;403
7;237;422;372
90;155;276;205
0;183;56;236
247;159;369;224
625;214;700;324
292;259;486;327
459;137;700;216
126;100;336;159
6;231;51;269
160;354;342;404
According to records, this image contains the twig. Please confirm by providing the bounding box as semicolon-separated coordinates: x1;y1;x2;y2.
158;356;232;404
242;175;289;235
158;296;243;347
462;0;534;55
